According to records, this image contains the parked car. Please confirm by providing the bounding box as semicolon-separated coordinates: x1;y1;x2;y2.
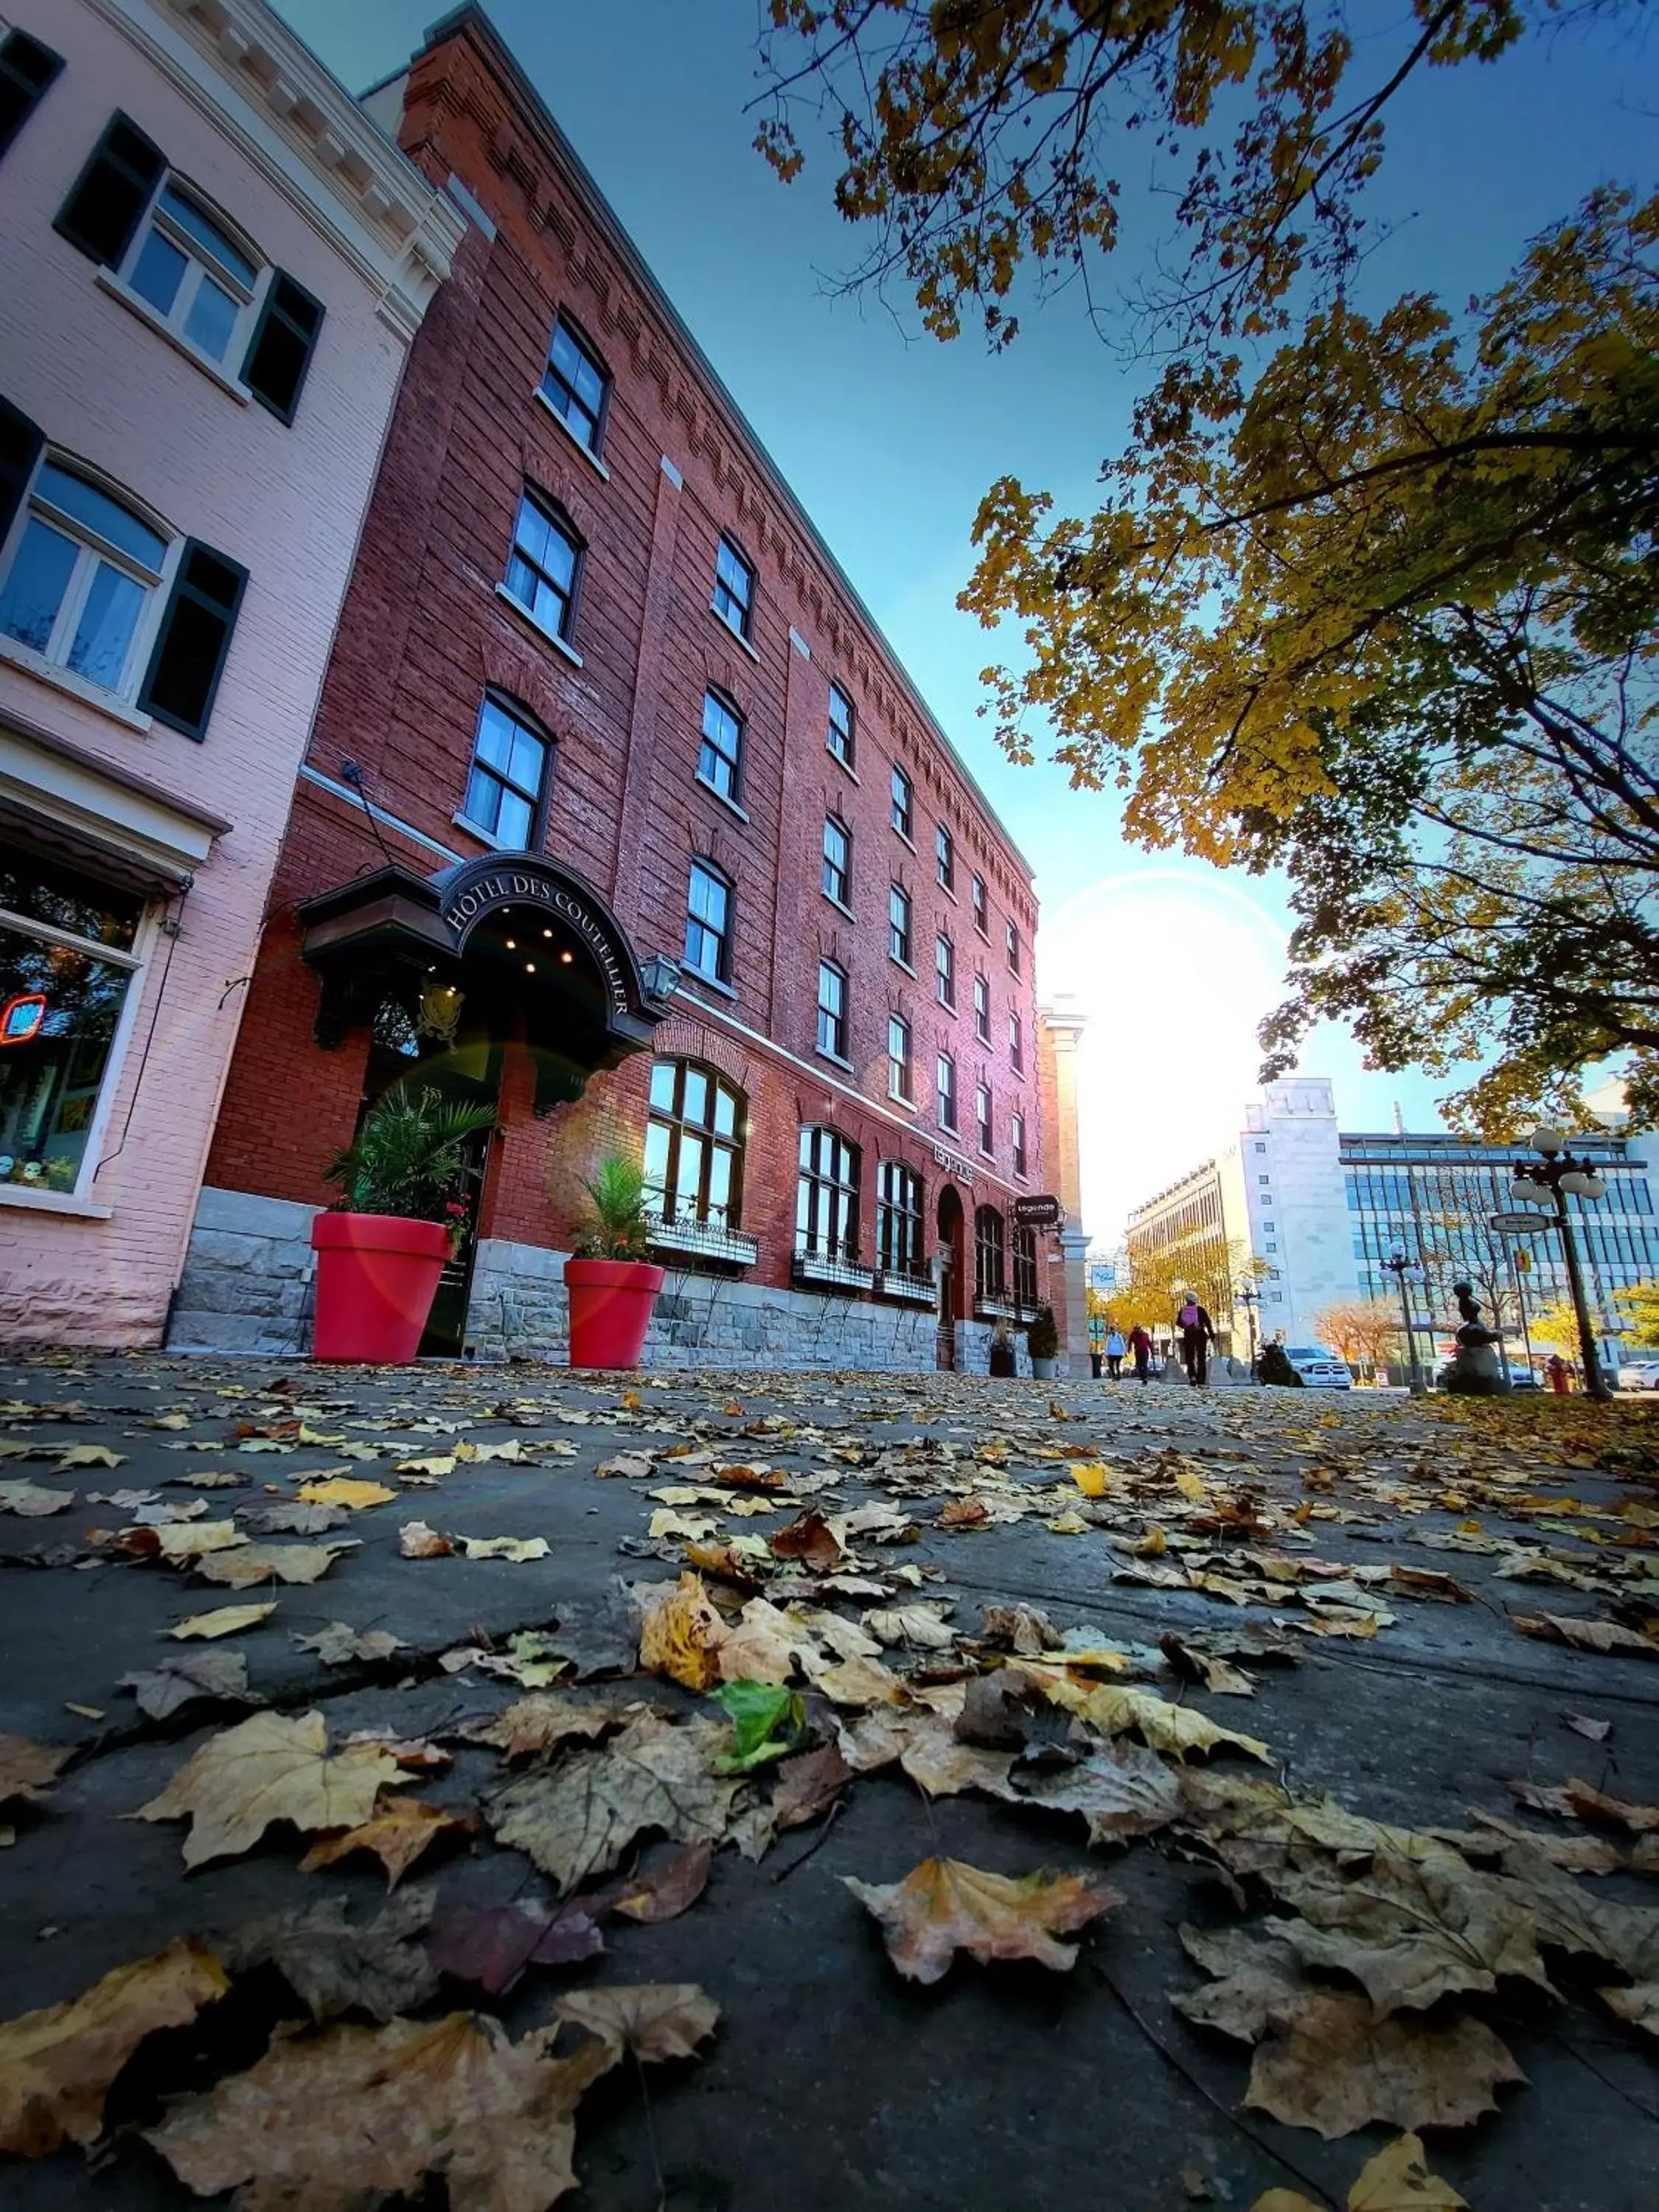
1616;1360;1659;1392
1281;1345;1354;1389
1503;1362;1541;1391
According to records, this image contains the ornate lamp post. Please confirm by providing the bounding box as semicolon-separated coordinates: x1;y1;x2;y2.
1511;1129;1610;1402
1235;1280;1260;1380
1382;1247;1426;1397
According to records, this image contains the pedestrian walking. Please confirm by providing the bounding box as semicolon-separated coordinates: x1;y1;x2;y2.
1105;1326;1125;1380
1178;1295;1217;1386
1128;1324;1152;1383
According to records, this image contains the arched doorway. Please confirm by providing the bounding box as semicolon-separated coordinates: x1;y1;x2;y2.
297;851;676;1353
936;1184;966;1369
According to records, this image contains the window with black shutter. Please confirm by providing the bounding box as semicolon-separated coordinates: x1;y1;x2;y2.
139;541;246;739
55;112;164;266
0;397;45;547
0;29;63;162
241;273;324;423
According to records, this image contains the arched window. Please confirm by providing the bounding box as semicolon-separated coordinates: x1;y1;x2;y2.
877;1160;925;1280
1012;1222;1038;1310
974;1205;1006;1302
644;1060;745;1228
0;458;167;694
126;179;261;366
797;1124;860;1261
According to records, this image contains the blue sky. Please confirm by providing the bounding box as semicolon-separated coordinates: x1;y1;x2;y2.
275;0;1654;1243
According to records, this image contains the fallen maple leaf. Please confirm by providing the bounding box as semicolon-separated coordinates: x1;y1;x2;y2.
1032;1669;1269;1761
58;1445;122;1469
844;1857;1121;1983
489;1711;737;1893
146;2008;619;2210
863;1601;956;1650
1253;2131;1468;2211
195;1542;356;1587
714;1597;804;1684
135;1710;411;1868
155;1520;247;1560
398;1520;453;1558
768;1509;843;1569
1514;1612;1659;1660
938;1498;990;1529
296;1477;397;1509
1600;1980;1659;2036
773;1745;854;1831
425;1900;605;1995
0;1480;74;1516
460;1693;629;1761
293;1623;407;1666
299;1794;473;1888
0;1734;70;1809
1008;1741;1185;1841
119;1649;254;1720
223;1888;439;2022
459;1535;549;1562
608;1840;714;1921
169;1603;277;1641
0;1938;227;2155
555;1983;720;2062
637;1573;728;1691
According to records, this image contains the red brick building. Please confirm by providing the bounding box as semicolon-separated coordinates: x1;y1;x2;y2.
173;4;1051;1369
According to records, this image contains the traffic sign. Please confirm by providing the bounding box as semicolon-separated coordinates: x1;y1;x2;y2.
1491;1209;1552;1233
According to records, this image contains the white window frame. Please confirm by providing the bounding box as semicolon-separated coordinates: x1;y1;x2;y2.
887;1012;912;1104
0;453;177;706
0;892;151;1211
116;175;265;378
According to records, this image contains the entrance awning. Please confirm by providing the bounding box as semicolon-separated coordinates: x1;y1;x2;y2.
296;852;679;1106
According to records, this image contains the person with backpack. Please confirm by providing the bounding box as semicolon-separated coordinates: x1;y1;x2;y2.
1104;1326;1126;1380
1177;1295;1217;1385
1127;1323;1153;1382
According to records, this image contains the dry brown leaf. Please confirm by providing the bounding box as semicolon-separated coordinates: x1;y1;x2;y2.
938;1498;991;1529
222;1888;439;2022
462;1694;629;1761
398;1520;453;1558
714;1597;804;1685
299;1795;473;1888
0;1938;228;2156
196;1542;356;1587
489;1712;737;1893
773;1745;855;1831
169;1604;276;1641
844;1857;1121;1983
1509;1775;1659;1834
863;1601;956;1650
460;1536;550;1562
296;1478;397;1510
0;1480;74;1517
1600;1981;1659;2036
135;1711;410;1868
1514;1612;1659;1660
1009;1741;1186;1840
897;1718;1015;1801
804;1652;910;1708
156;1520;248;1560
0;1734;70;1809
554;1983;720;2062
119;1649;253;1720
1029;1669;1268;1761
293;1623;408;1666
608;1841;714;1921
146;2009;619;2211
637;1573;728;1690
768;1508;844;1569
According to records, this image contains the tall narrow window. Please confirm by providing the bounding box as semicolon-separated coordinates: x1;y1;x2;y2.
1006;918;1022;975
797;1125;860;1259
504;490;580;642
936;823;954;891
462;696;549;847
684;860;731;982
973;973;990;1043
1012;1222;1037;1307
975;1206;1006;1301
644;1060;744;1227
891;764;912;840
0;459;167;697
877;1160;925;1279
1009;1009;1023;1071
888;883;912;967
827;680;855;768
1012;1110;1027;1178
887;1014;912;1102
936;1051;957;1132
971;874;988;936
816;959;847;1060
935;933;955;1009
698;689;743;802
976;1080;993;1155
542;313;608;455
822;816;850;908
0;30;63;163
712;536;754;640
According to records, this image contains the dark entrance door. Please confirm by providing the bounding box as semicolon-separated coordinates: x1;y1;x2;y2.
936;1185;965;1370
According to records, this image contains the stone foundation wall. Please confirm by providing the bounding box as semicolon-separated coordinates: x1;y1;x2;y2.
167;1189;317;1356
169;1203;1034;1378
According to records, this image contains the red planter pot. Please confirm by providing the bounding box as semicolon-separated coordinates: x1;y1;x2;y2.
564;1257;664;1370
310;1212;451;1365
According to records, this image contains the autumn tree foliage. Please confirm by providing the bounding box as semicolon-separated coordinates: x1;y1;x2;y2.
1312;1297;1401;1377
757;2;1659;1131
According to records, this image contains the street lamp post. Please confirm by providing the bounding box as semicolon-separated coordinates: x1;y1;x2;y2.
1382;1247;1426;1397
1512;1130;1610;1401
1235;1281;1260;1381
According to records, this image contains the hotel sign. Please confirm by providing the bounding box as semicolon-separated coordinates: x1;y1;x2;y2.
441;863;630;1018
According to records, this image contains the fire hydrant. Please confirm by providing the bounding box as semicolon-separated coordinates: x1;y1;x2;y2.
1546;1355;1571;1395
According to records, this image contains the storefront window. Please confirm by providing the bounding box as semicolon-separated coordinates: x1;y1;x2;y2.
0;841;142;1196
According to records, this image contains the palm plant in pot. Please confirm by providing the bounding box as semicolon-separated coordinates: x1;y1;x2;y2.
1026;1303;1062;1380
311;1087;494;1364
563;1150;665;1369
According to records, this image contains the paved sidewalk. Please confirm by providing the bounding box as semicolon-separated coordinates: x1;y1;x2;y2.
2;1352;1657;2210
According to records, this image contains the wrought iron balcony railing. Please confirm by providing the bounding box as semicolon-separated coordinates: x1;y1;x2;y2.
645;1212;759;1265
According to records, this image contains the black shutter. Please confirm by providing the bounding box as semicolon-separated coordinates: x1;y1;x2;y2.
139;542;247;740
54;111;164;267
0;29;63;162
0;397;45;548
242;272;324;425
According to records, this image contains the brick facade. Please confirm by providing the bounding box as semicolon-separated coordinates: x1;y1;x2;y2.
192;4;1050;1369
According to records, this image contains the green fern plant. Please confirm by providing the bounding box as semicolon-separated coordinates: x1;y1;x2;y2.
325;1087;495;1222
573;1151;653;1261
